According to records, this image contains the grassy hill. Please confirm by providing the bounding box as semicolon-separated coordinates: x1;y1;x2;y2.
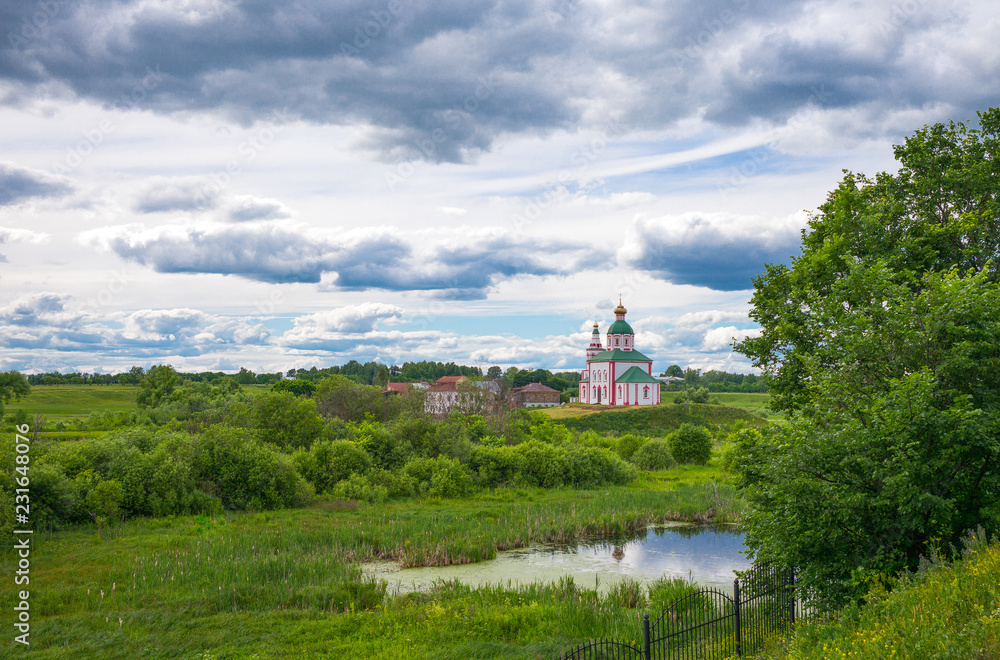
542;401;767;436
6;384;137;425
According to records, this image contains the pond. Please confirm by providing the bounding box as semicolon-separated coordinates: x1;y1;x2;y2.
363;523;752;594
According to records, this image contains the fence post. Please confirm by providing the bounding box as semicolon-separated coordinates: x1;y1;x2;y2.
734;578;742;657
643;613;650;660
789;568;796;625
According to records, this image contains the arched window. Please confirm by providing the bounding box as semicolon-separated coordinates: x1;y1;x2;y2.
643;386;649;398
614;337;619;346
617;385;622;398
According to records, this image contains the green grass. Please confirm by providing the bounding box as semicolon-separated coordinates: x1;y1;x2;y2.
2;472;742;659
763;538;1000;659
710;392;781;419
550;402;767;436
6;384;137;424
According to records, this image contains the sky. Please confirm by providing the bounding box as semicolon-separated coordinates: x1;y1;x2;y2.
1;0;998;377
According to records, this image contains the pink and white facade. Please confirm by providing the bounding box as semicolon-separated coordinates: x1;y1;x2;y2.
578;300;662;406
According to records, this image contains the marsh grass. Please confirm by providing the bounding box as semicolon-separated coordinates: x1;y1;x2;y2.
5;478;742;658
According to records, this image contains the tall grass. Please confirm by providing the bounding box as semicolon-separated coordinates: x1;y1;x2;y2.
771;536;1000;659
6;480;741;658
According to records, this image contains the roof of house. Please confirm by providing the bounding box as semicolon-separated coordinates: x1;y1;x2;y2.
383;382;411;394
511;382;560;394
614;365;662;384
588;348;652;363
435;375;466;384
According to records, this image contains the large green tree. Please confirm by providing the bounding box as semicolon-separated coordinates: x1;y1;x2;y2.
0;371;30;418
735;108;1000;608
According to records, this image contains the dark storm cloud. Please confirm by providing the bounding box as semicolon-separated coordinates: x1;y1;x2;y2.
0;163;72;206
5;0;991;163
80;222;599;296
621;215;802;291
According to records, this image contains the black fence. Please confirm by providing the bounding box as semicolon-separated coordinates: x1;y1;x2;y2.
562;564;802;660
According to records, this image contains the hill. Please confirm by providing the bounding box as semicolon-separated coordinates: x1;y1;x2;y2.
542;402;767;436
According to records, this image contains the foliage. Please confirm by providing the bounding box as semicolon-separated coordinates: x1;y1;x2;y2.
0;370;30;417
293;440;372;494
193;424;314;511
777;535;1000;659
735;108;1000;609
315;374;424;423
630;438;675;471
668;424;712;465
136;364;180;408
614;434;649;461
401;456;475;498
270;379;317;397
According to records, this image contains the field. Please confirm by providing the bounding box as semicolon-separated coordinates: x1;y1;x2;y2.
6;384;137;425
5;471;742;659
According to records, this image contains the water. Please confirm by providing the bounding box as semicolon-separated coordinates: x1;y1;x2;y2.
364;523;751;594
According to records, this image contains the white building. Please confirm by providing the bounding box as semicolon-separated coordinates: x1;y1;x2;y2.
578;300;662;406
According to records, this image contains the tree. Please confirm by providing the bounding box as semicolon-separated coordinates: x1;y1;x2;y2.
486;365;503;379
136;365;179;408
735;107;1000;609
0;371;30;418
664;364;683;378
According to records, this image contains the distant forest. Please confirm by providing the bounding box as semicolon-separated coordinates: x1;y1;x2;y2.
24;361;767;393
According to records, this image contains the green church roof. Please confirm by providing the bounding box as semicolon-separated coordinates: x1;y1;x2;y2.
614;366;662;384
589;348;652;363
607;319;634;334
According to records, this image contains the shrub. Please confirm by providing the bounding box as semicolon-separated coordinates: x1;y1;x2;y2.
352;421;412;470
615;434;649;461
332;474;388;504
402;456;475;498
668;423;712;465
631;439;675;471
294;440;372;493
194;424;314;510
469;445;526;488
563;445;636;487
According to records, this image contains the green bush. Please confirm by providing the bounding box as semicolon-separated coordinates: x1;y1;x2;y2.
332;474;388;504
469;445;526;488
194;424;314;510
294;440;372;493
615;434;649;461
631;438;675;471
402;456;475;498
668;423;712;465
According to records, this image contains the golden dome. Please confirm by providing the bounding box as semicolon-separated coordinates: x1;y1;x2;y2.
593;322;599;329
614;298;627;316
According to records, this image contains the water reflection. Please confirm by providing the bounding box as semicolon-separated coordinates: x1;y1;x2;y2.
364;523;751;594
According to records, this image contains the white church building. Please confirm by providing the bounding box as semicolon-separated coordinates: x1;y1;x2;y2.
578;300;662;406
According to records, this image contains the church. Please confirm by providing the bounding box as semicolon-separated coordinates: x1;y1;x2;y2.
578;299;662;406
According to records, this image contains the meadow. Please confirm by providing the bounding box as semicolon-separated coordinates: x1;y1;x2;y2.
7;470;740;659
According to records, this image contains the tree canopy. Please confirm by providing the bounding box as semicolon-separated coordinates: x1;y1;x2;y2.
735;107;1000;608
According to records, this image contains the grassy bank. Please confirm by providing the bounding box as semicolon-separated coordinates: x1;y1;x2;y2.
3;470;740;658
766;537;1000;659
550;402;766;436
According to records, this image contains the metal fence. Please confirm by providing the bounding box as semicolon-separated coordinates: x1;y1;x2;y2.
562;564;801;660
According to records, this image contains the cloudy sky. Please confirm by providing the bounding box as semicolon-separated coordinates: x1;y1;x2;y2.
1;0;997;376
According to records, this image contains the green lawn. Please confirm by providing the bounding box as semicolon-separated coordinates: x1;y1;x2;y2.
6;384;138;424
711;392;782;420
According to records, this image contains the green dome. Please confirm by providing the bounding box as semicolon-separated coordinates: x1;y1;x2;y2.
607;319;634;335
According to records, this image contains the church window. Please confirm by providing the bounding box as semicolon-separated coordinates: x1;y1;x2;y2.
617;385;622;398
643;386;649;398
614;337;619;346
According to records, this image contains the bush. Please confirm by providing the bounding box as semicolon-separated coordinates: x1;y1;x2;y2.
668;423;712;465
402;457;475;498
332;474;387;504
194;424;314;510
294;440;372;493
615;434;649;461
631;439;675;471
469;445;526;488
